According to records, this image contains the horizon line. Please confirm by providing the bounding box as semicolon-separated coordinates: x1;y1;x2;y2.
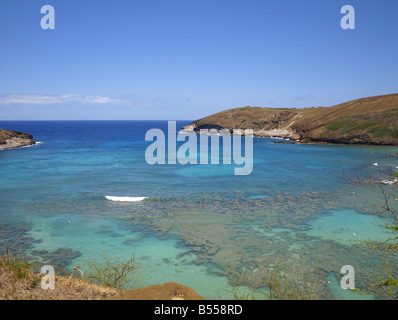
0;119;195;121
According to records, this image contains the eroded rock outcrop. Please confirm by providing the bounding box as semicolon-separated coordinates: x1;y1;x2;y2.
0;129;37;150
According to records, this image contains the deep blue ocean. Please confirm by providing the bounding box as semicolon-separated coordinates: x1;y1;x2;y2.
0;120;397;299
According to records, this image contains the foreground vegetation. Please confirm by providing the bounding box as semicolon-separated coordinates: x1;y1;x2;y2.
360;186;398;299
0;230;140;300
0;254;120;300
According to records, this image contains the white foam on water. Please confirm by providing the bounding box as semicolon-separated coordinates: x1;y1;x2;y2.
105;196;147;202
21;141;42;148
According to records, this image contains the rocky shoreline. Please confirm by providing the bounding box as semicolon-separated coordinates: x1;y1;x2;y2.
0;129;37;150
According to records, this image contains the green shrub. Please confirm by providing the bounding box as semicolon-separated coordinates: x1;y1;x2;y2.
390;125;398;139
0;255;41;287
85;254;140;290
367;124;390;138
326;119;356;134
352;121;376;131
382;108;398;118
326;118;398;138
326;119;347;131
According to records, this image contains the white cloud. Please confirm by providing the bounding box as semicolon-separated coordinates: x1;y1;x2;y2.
0;94;125;105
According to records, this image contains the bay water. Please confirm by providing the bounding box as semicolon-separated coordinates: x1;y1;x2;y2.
0;120;397;299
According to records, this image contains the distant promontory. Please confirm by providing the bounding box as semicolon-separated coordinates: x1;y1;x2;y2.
184;93;398;145
0;128;37;150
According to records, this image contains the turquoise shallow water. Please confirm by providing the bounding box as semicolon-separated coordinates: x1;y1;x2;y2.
0;120;397;299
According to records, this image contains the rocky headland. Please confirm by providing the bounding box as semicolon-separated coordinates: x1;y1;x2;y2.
184;93;398;145
0;129;37;150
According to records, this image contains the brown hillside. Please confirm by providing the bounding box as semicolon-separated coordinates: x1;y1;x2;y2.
185;94;398;145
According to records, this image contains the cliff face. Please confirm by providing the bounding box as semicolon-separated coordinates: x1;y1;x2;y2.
185;93;398;145
0;129;36;150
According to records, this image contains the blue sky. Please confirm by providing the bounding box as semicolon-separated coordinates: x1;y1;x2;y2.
0;0;397;120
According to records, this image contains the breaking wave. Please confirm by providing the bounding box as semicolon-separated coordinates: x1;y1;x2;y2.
105;196;147;202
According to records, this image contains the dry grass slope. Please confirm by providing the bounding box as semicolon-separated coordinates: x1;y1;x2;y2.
0;255;120;300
